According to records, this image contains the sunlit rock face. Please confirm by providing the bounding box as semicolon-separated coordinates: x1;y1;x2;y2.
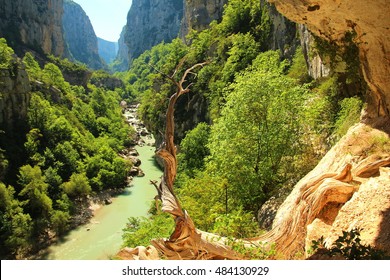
113;27;130;72
180;0;227;39
0;0;66;57
268;0;390;257
124;0;184;62
268;0;390;122
62;0;106;69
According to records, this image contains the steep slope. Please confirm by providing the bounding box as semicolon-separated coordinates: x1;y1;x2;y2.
62;0;106;69
0;55;31;132
112;27;129;72
124;0;184;61
97;38;118;64
0;0;66;57
180;0;227;39
269;0;390;123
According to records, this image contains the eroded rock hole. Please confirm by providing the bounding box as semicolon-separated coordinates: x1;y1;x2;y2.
307;4;320;11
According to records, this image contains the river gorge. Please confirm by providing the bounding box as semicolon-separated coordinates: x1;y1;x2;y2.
44;106;162;260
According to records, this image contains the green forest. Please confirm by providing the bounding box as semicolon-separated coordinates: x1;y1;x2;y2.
0;38;135;258
0;0;366;259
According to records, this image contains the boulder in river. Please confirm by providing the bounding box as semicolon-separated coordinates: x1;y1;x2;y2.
137;170;145;177
130;156;142;167
104;198;112;205
129;167;139;177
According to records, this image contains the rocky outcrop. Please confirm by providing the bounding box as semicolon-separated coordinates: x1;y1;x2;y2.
0;0;66;57
97;38;118;65
62;0;106;70
259;123;390;258
306;164;390;255
180;0;227;39
268;0;390;122
124;0;184;62
0;56;31;132
298;24;330;79
264;0;300;59
90;75;124;91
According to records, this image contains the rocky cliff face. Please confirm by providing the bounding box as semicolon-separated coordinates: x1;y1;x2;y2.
0;57;31;132
180;0;227;39
298;24;330;79
0;0;66;57
264;0;300;59
124;0;184;62
97;38;118;64
62;0;106;70
269;0;390;123
112;27;129;72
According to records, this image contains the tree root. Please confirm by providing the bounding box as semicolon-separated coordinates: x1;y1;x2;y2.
251;163;357;258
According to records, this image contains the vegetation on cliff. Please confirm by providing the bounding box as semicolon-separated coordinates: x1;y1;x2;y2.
121;0;365;257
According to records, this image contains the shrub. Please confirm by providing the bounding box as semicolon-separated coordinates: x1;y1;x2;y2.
311;228;389;260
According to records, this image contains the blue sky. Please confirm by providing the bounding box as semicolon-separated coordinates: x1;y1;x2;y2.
73;0;133;42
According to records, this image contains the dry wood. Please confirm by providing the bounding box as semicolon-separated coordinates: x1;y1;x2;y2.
252;163;357;258
353;155;390;178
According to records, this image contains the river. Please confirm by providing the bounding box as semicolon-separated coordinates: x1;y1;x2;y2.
45;109;161;260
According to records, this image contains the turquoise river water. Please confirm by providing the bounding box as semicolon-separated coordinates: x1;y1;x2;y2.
45;144;162;260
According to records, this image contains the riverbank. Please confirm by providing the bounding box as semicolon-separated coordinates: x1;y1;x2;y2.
37;104;161;260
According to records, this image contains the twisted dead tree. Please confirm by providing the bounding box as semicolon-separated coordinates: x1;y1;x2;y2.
145;61;242;260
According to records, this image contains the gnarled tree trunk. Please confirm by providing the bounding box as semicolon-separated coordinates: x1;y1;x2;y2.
127;62;242;260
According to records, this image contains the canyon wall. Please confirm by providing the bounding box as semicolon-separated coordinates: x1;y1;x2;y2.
0;0;66;57
267;0;390;257
180;0;227;39
62;0;106;69
124;0;184;62
269;0;390;123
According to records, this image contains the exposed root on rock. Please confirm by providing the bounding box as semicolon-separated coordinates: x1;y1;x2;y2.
251;163;357;258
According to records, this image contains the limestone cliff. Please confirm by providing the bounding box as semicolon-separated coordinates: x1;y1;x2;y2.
124;0;184;62
264;0;300;59
263;0;390;257
112;27;130;72
97;38;118;65
62;0;106;70
0;56;31;132
298;24;329;79
269;0;390;122
180;0;227;39
0;0;66;57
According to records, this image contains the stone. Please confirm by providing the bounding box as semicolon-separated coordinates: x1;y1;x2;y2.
62;0;106;69
180;0;227;40
124;0;184;61
0;0;66;57
268;0;390;120
257;197;281;230
129;167;139;177
130;156;142;167
0;58;31;132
